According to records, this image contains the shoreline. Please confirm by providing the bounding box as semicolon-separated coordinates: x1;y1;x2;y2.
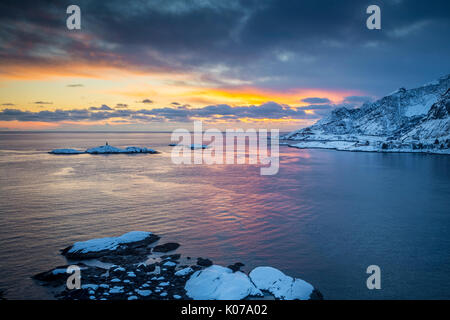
32;231;323;301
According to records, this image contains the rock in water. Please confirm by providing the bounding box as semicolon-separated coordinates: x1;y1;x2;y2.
61;231;159;259
197;257;213;267
152;242;180;253
249;266;314;300
185;265;262;300
49;149;84;154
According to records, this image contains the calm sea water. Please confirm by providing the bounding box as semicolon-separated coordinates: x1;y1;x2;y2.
0;132;449;300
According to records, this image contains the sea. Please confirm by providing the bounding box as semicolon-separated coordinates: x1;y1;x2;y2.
0;131;449;299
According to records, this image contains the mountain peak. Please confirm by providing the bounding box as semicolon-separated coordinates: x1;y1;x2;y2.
285;74;450;154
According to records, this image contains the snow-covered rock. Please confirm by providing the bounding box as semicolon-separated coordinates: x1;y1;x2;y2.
51;144;158;155
285;74;450;154
185;265;262;300
61;231;159;259
85;145;125;154
189;144;209;149
124;146;157;153
135;289;152;296
49;148;84;154
249;267;314;300
175;267;194;277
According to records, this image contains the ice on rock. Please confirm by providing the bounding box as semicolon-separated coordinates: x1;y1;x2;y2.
109;286;124;294
124;146;157;153
135;289;152;297
85;144;158;154
249;267;314;300
163;261;177;267
113;267;125;272
175;267;194;276
51;144;158;155
49;148;84;154
185;265;262;300
85;145;125;154
189;144;209;149
51;268;67;275
81;284;99;290
66;231;153;255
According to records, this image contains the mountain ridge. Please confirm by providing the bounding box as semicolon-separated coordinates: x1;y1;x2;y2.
284;74;450;154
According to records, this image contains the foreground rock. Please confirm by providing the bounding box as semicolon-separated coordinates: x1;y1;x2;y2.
284;74;450;154
35;232;323;300
61;231;160;260
249;267;314;300
50;144;159;155
185;265;262;300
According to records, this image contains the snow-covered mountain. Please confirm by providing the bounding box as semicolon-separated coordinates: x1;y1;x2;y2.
284;74;450;154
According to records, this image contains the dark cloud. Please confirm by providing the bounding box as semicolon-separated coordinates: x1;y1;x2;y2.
301;97;331;104
33;101;52;105
0;102;320;123
343;95;373;104
140;99;153;104
66;84;84;87
0;0;449;95
115;103;128;108
1;103;15;106
89;104;112;111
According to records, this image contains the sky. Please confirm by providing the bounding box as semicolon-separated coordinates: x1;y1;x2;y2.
0;0;449;131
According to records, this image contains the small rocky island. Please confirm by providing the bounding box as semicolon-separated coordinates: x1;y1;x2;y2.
49;143;159;155
33;231;322;300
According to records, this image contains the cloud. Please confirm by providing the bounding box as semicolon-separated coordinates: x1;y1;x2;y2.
33;101;52;105
1;103;15;106
343;95;372;105
66;84;84;87
140;99;153;104
0;101;321;123
115;103;128;108
89;104;112;111
301;97;331;104
1;0;449;95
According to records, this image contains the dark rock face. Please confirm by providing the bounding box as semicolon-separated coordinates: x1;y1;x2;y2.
309;289;324;300
197;257;213;267
227;262;245;272
152;242;180;253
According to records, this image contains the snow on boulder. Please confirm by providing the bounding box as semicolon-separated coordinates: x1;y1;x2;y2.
249;266;314;300
124;146;157;154
189;144;209;149
61;231;159;259
174;267;194;277
49;149;84;154
51;144;159;155
85;145;126;154
185;265;262;300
